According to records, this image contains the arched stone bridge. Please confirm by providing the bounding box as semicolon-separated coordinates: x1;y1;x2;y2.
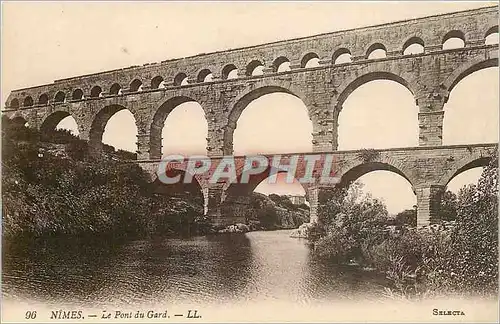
140;144;497;227
3;6;499;227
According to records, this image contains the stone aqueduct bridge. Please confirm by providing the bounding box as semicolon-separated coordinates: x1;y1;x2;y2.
142;144;497;227
3;6;499;227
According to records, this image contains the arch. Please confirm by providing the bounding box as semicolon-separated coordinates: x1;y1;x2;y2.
11;116;27;127
485;26;499;45
149;96;204;159
254;172;307;198
439;155;493;187
442;56;498;96
54;91;66;103
332;48;352;64
442;30;465;50
153;167;206;201
23;96;33;107
220;167;310;224
402;37;424;55
9;98;19;109
485;25;499;38
174;73;188;86
90;86;102;98
89;104;138;154
443;65;498;145
197;69;213;82
38;94;49;105
223;165;308;200
72;89;84;100
336;71;414;111
224;83;310;155
129;79;143;92
273;56;290;73
366;43;387;59
301;52;320;68
40;111;76;134
336;73;417;150
337;161;414;190
109;83;122;95
151;76;164;89
222;64;238;80
246;60;264;76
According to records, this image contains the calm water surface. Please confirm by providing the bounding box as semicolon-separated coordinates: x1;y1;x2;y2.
2;230;387;307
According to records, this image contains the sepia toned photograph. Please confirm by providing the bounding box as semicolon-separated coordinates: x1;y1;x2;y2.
1;1;499;322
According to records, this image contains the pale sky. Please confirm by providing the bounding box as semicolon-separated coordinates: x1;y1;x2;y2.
2;2;498;214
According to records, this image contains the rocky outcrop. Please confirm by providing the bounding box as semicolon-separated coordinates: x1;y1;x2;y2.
289;223;315;238
217;223;250;233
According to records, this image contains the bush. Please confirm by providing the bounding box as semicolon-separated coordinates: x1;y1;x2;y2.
394;209;416;226
315;181;389;263
297;203;310;210
313;153;498;298
421;154;498;297
258;205;278;229
440;190;458;221
1;118;204;238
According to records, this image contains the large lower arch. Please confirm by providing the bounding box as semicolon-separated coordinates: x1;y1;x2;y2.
337;161;414;190
335;71;415;111
225;84;312;155
89;104;138;156
152;168;205;202
40;111;79;136
442;56;498;97
336;161;417;216
439;155;493;188
151;168;205;231
150;96;208;159
442;59;498;145
221;167;309;224
336;73;418;150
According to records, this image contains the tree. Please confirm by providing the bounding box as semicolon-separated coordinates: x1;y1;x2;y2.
448;156;498;294
440;190;458;221
1;118;204;238
422;153;498;296
315;181;389;263
258;205;278;229
395;208;417;226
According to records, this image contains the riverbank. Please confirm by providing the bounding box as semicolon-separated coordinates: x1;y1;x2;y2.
2;229;386;309
3;228;497;322
309;155;499;299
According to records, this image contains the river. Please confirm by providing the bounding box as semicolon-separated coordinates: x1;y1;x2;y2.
3;230;387;311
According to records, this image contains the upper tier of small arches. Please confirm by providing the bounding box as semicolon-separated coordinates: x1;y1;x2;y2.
6;12;498;109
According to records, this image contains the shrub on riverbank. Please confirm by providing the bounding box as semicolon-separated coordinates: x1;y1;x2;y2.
2;117;204;239
314;182;389;263
314;153;498;298
418;154;498;297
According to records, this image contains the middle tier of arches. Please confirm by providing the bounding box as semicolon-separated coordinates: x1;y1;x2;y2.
30;53;497;160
